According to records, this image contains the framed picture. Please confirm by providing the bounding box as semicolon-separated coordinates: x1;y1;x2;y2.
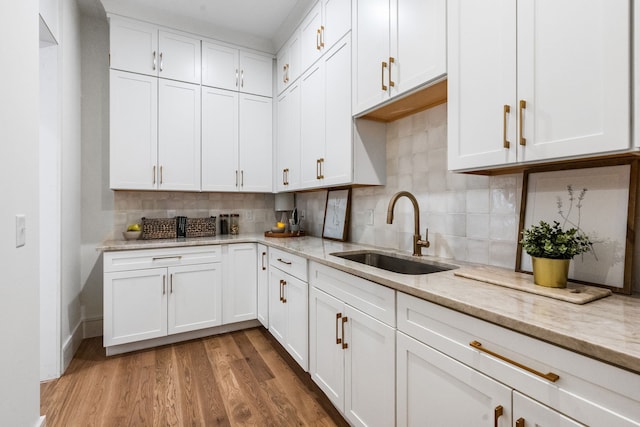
322;188;351;241
516;158;638;294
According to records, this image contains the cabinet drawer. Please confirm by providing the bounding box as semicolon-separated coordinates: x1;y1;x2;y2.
309;261;396;327
104;246;221;273
397;293;640;426
269;247;307;282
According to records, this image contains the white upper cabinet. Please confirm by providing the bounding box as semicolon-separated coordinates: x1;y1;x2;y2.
109;16;201;84
276;81;302;191
353;0;446;115
202;41;273;97
276;30;302;95
448;0;630;171
238;94;273;192
300;0;351;73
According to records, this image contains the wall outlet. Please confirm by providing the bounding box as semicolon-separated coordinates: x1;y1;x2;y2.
366;209;374;226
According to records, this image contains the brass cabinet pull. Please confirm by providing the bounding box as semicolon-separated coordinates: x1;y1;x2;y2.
388;57;395;88
494;405;503;427
341;316;348;349
320;25;325;48
152;255;182;261
316;159;321;180
282;168;289;186
381;61;388;91
319;158;324;179
283;64;288;83
503;105;511;149
159;52;163;72
281;280;287;303
279;279;284;302
152;51;157;70
160;165;164;184
316;28;321;50
241;170;244;187
277;258;292;265
469;341;559;382
261;252;267;270
335;313;342;344
153;165;156;184
162;275;166;295
519;100;526;146
235;69;239;87
515;418;525;427
169;273;173;294
241;69;244;88
235;170;238;187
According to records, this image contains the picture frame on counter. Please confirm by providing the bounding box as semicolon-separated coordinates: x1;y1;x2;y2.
322;188;351;241
516;158;638;294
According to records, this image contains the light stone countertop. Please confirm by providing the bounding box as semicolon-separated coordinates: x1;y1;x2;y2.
99;234;640;375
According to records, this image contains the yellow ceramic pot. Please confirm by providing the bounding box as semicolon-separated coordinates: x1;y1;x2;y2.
531;257;570;288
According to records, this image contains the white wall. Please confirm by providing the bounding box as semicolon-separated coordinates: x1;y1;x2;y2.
60;0;84;371
0;0;42;425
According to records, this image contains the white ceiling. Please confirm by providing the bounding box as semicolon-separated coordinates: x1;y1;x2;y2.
92;0;314;52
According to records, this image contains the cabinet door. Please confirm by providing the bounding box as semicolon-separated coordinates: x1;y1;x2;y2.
109;70;158;190
201;87;239;192
239;51;273;97
109;17;158;76
167;263;222;335
268;269;287;345
390;0;446;97
309;287;345;412
257;245;269;328
300;62;325;188
344;305;396;427
283;273;309;371
223;244;258;324
396;332;512;427
277;31;301;95
447;0;517;171
513;392;583;427
202;42;239;91
238;94;273;192
516;0;629;162
158;79;201;191
353;0;390;114
276;82;301;191
104;268;167;347
322;0;351;52
158;30;201;84
300;2;323;73
322;35;352;186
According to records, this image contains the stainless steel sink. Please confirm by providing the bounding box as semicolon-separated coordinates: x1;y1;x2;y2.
330;250;457;275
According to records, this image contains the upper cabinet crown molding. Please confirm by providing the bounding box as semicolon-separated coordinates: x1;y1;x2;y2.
447;0;631;172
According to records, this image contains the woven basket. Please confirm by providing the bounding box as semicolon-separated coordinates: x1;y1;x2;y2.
141;217;177;240
186;217;216;238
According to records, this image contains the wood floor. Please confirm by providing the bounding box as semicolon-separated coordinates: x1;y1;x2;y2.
41;327;348;427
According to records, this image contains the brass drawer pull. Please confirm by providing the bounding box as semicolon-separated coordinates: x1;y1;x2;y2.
152;255;182;261
494;405;503;427
503;104;511;149
281;280;287;303
519;99;526;146
261;252;267;271
277;258;292;265
381;61;388;91
388;57;395;88
335;313;342;344
516;418;525;427
341;316;348;349
470;341;559;382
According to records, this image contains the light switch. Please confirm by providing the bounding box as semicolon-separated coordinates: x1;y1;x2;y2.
16;214;26;247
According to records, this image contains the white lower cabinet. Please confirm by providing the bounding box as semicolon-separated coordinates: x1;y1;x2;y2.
257;244;269;328
268;249;308;370
513;391;583;427
309;262;395;427
103;247;222;348
223;243;257;324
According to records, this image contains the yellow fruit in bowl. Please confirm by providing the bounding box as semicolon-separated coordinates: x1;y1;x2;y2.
127;223;141;231
276;222;286;228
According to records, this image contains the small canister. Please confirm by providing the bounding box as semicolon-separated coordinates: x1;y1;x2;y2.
219;214;229;235
230;213;240;235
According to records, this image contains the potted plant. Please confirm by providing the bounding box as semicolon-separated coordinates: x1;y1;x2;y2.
520;187;593;288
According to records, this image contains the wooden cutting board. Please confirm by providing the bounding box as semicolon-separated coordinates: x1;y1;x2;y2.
454;265;612;304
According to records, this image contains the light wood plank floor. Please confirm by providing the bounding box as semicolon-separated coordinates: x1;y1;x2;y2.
41;327;348;427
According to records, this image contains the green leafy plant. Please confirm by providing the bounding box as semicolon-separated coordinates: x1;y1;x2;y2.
520;220;592;259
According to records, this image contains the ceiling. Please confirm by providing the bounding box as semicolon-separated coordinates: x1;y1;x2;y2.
90;0;313;52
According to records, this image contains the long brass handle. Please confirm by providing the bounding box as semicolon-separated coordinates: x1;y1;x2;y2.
235;69;238;87
470;341;559;382
235;170;238;187
320;25;325;48
162;275;166;295
283;64;288;83
152;255;182;261
381;61;388;91
170;273;173;293
519;100;526;146
153;51;157;70
261;252;267;270
241;170;244;187
281;280;287;303
160;165;163;184
503;105;511;149
341;316;348;349
494;405;503;427
279;279;283;302
159;52;163;72
336;313;342;344
515;418;525;427
153;165;156;184
388;57;395;88
241;69;244;88
316;159;321;180
318;158;324;179
316;29;321;50
277;258;292;265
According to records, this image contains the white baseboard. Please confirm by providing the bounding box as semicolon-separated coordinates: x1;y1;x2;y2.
83;316;103;339
61;320;83;373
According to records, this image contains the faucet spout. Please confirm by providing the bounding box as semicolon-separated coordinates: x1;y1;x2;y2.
386;191;430;256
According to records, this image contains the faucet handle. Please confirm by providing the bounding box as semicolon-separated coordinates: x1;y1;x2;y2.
417;228;430;248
